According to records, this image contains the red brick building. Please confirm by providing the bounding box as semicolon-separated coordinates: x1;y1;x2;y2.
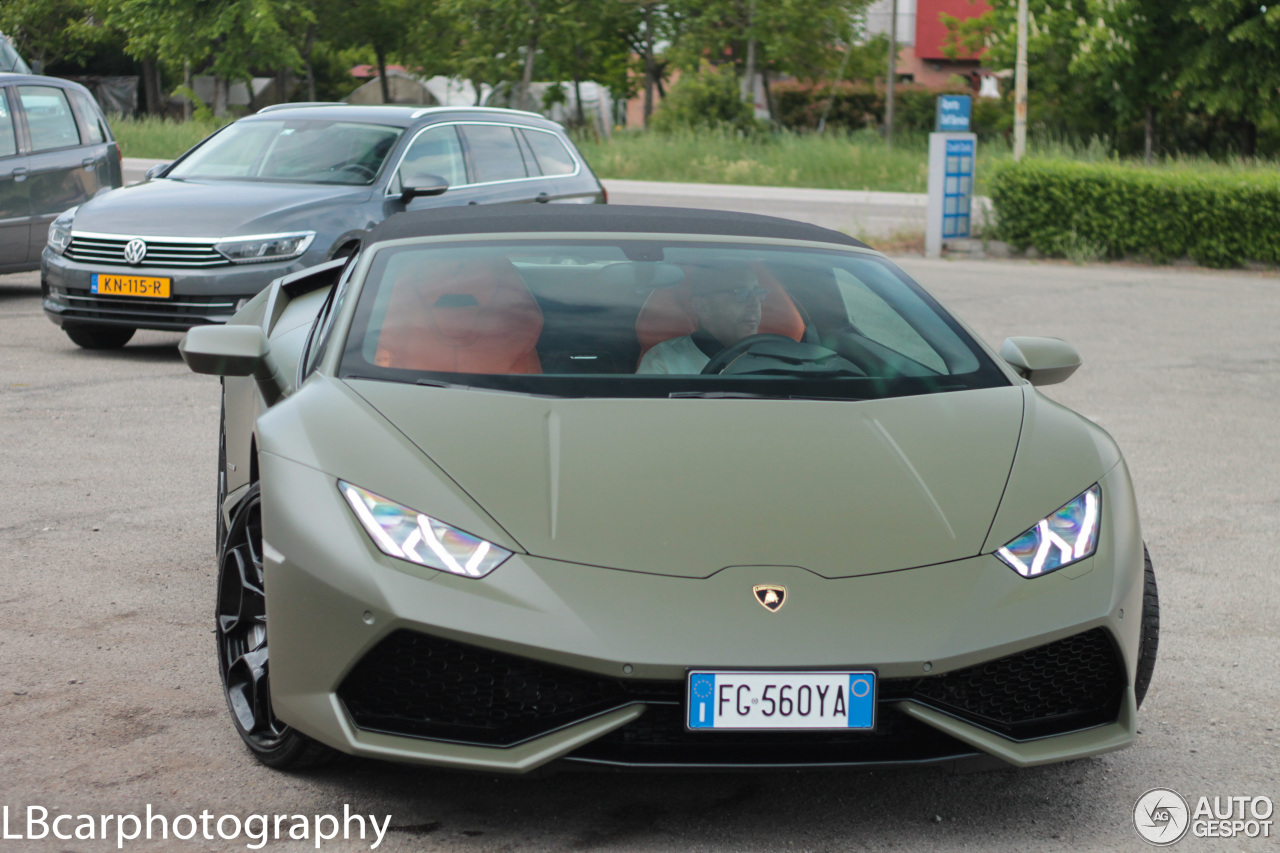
865;0;991;87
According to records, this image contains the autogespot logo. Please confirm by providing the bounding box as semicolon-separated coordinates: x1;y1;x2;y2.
1134;788;1191;846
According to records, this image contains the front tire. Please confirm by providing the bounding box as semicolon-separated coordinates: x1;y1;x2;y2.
217;483;333;769
1134;546;1159;708
215;383;227;564
64;324;135;349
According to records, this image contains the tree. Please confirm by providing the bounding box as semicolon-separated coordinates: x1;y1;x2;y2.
664;0;868;122
942;0;1119;145
1072;0;1192;161
0;0;114;71
110;0;310;114
1176;0;1280;156
314;0;415;104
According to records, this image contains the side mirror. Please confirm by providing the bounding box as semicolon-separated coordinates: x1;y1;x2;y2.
1000;337;1081;386
144;163;170;180
180;325;288;405
399;173;449;202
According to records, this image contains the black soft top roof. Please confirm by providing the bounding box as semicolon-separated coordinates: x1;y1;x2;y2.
366;204;870;250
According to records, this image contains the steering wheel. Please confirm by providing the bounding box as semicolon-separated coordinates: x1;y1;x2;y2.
700;334;798;374
335;163;376;181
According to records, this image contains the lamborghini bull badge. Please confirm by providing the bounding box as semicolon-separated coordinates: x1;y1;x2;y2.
753;584;787;613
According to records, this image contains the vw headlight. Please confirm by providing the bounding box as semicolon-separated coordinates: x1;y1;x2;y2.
214;231;314;264
47;207;77;254
996;484;1101;578
340;481;512;578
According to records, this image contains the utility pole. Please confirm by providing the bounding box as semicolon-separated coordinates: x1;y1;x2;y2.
885;0;898;148
1013;0;1028;160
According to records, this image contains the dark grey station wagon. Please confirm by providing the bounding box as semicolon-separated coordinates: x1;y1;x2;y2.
42;103;604;348
1;72;122;274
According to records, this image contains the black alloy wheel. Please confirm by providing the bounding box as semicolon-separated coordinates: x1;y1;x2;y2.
216;484;332;768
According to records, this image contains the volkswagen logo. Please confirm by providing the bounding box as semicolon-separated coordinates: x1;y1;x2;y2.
123;238;147;265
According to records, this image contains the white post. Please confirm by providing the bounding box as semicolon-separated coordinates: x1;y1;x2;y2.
885;0;898;148
1014;0;1028;161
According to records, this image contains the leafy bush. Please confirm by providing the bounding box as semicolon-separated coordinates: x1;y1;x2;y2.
650;66;757;134
770;81;1005;139
989;159;1280;267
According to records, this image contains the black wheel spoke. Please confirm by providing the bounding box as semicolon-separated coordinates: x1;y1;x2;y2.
216;485;294;753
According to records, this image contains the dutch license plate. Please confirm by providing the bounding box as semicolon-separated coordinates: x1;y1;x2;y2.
687;671;876;731
91;274;171;299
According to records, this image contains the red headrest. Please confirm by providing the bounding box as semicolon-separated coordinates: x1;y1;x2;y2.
635;264;804;360
374;256;543;374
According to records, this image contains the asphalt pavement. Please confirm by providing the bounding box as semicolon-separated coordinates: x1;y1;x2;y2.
1;256;1276;852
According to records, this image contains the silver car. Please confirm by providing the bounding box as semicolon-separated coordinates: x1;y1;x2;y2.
42;103;603;349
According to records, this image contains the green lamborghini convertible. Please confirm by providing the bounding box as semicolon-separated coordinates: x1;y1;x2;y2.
180;205;1158;771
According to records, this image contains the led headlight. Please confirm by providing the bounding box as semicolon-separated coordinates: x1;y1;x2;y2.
996;484;1101;578
339;481;512;578
214;231;314;264
47;207;77;254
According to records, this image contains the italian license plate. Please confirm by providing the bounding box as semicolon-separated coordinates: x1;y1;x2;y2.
687;671;876;731
91;274;171;299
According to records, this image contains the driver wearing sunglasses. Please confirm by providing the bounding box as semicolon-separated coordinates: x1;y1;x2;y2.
637;263;768;374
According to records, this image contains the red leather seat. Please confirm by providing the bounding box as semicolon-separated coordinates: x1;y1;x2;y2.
374;256;543;374
635;264;805;363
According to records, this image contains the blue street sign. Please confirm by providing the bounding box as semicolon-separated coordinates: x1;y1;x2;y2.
936;95;972;132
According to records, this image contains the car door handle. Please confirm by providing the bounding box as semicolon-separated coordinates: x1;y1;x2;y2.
82;158;96;170
10;166;27;182
535;192;550;203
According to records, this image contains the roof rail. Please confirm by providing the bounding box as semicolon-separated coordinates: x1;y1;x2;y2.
256;102;347;114
409;105;548;120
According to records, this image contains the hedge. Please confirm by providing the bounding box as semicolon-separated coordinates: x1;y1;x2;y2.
989;159;1280;268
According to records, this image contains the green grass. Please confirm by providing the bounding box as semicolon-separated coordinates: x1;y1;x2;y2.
110;115;232;160
576;128;934;193
578;128;1280;194
110;114;1280;195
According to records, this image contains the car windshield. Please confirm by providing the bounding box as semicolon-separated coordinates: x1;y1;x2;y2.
339;239;1009;400
167;119;402;185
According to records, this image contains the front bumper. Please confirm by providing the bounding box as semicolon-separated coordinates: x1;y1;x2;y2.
259;451;1146;772
41;247;315;332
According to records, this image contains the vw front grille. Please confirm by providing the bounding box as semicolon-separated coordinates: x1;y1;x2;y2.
65;235;229;268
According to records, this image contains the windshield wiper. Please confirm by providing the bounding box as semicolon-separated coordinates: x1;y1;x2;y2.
669;391;779;399
669;390;863;401
416;377;480;391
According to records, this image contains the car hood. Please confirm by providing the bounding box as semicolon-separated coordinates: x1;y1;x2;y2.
70;178;371;237
347;381;1026;578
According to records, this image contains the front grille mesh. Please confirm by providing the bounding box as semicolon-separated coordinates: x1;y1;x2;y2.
339;628;1126;755
911;628;1125;739
338;631;641;746
66;235;228;267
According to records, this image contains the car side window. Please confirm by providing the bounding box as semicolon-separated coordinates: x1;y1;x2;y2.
521;129;576;176
460;124;528;183
833;268;946;373
395;125;465;191
0;90;16;157
69;90;107;144
18;86;82;151
303;262;356;378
